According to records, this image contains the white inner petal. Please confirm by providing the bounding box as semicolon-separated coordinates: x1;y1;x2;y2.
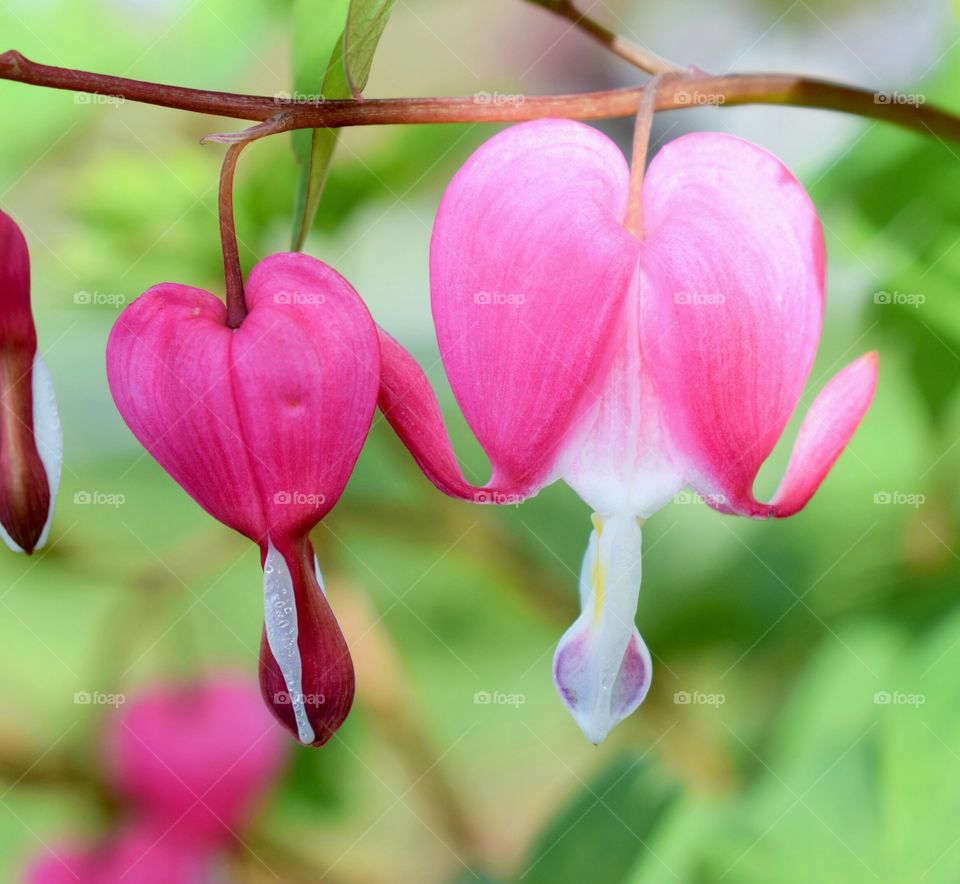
0;513;21;553
562;267;684;517
554;513;651;743
584;514;643;705
263;542;315;745
31;354;63;551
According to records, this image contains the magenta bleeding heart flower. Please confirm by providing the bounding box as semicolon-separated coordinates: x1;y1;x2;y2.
107;253;380;745
109;676;286;842
26;826;212;884
26;675;285;883
379;120;878;743
0;209;62;554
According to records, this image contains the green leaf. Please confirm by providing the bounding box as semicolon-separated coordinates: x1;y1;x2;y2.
344;0;397;98
521;754;678;884
289;0;348;251
699;614;960;884
697;624;900;884
289;0;396;250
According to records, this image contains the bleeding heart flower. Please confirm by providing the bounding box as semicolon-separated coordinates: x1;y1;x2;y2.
0;209;62;554
107;253;380;745
26;674;283;884
108;675;286;844
378;120;878;743
25;825;213;884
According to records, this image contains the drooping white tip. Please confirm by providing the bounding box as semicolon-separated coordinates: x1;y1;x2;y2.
553;513;652;743
30;354;62;551
263;542;315;745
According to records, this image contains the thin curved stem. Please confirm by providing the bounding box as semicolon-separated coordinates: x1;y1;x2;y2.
528;0;684;74
209;114;295;328
2;50;960;142
218;143;246;328
626;74;672;236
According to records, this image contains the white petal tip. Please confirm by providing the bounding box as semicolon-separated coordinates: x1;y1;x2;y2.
0;528;24;554
554;514;651;742
554;628;652;744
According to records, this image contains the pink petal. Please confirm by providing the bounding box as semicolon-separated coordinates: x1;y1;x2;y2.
376;328;488;500
770;352;878;517
25;826;213;884
430;119;639;493
236;254;381;537
101;828;212;884
106;284;262;537
561;267;684;517
640;132;826;514
108;675;285;845
23;845;92;884
106;253;380;544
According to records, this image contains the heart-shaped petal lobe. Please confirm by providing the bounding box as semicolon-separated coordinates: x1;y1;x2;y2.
430;119;639;494
640;132;827;515
106;253;380;542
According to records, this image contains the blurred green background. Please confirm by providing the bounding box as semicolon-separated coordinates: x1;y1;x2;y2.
1;0;959;881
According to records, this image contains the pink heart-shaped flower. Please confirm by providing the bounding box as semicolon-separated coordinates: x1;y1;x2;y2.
107;253;380;745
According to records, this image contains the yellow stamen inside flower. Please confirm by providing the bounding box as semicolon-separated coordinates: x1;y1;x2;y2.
591;513;605;625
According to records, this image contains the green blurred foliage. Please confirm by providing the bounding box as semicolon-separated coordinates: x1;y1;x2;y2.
289;0;396;248
0;0;958;882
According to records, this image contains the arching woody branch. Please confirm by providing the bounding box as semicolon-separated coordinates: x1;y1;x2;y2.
1;50;960;141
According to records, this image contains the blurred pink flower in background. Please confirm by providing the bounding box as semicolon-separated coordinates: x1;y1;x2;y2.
25;674;286;883
26;826;212;884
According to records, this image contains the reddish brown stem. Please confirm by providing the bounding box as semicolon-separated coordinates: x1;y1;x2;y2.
2;50;960;141
218;143;246;327
209;114;295;328
531;0;684;74
626;73;672;236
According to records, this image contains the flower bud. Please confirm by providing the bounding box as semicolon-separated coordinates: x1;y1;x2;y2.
259;538;355;746
0;210;62;554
